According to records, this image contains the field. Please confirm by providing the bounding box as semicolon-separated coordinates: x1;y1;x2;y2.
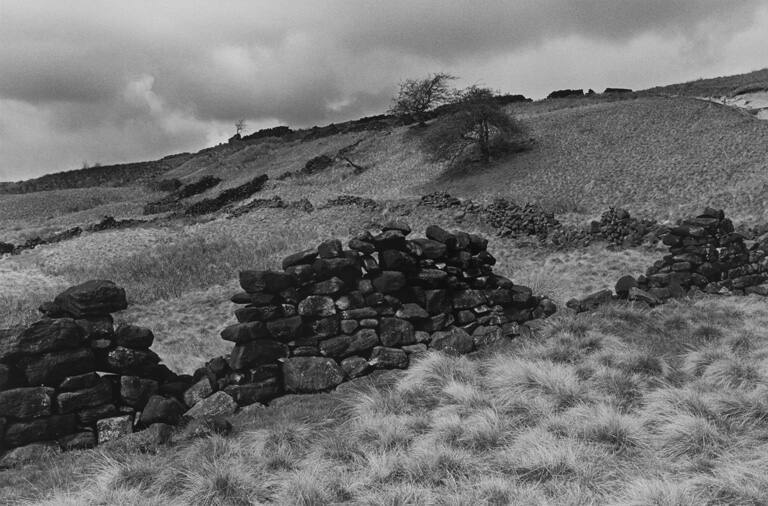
2;70;768;504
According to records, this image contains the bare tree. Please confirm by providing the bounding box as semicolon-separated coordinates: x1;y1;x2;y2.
389;72;457;124
235;119;247;136
422;86;521;165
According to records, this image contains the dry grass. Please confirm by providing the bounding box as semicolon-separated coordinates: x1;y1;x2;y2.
4;295;768;504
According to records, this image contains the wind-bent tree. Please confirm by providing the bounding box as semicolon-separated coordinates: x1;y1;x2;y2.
422;86;521;165
389;72;457;124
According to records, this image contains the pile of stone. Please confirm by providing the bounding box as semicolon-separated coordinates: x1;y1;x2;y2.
323;195;380;210
567;208;768;311
635;208;768;298
86;216;146;232
302;155;334;175
419;191;465;209
144;175;222;215
589;207;662;247
201;222;556;401
0;280;191;460
482;199;560;238
228;196;314;218
185;175;269;216
0;216;148;258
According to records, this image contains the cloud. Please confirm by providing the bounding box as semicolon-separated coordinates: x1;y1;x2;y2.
1;0;767;179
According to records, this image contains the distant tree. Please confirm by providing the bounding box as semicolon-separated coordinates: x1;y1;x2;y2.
422;86;522;165
235;119;247;136
389;72;457;124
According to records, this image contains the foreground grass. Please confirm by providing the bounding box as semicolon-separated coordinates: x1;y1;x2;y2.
4;295;768;505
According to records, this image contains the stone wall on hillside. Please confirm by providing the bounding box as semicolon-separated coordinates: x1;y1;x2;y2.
0;224;556;460
568;207;768;311
205;222;556;403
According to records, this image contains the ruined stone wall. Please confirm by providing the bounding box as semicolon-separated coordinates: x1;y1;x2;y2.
0;223;555;459
207;222;556;404
569;207;768;312
0;281;192;458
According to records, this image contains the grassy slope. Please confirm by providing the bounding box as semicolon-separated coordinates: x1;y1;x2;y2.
153;95;768;222
642;67;768;97
440;96;768;222
4;296;768;505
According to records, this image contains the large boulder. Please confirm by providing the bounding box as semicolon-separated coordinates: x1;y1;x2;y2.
139;395;186;426
115;324;154;348
183;391;237;420
120;376;160;409
566;289;614;313
298;296;336;317
0;319;85;362
182;378;213;408
22;348;94;386
0;387;55;419
319;330;379;358
101;422;172;452
430;327;474;355
59;372;100;391
266;316;304;341
3;414;77;448
280;357;345;393
56;378;112;413
369;347;409;369
229;340;288;370
224;378;280;406
96;415;133;444
239;270;296;294
220;321;269;343
53;280;127;318
106;347;160;375
379;318;416;346
282;248;318;269
372;271;407;293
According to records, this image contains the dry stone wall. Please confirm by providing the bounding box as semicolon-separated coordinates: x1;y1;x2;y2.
210;221;556;403
0;224;556;459
568;207;768;311
0;280;192;459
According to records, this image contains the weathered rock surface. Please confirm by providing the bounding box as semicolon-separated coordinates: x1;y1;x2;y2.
281;357;345;393
53;280;127;317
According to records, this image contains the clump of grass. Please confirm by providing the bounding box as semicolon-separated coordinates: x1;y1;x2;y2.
654;414;728;459
700;358;764;390
616;478;701;506
485;357;591;410
548;403;646;452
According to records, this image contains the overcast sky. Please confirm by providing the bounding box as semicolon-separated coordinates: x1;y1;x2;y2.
1;0;767;181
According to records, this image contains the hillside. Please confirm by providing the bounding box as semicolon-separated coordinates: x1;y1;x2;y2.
3;70;768;504
642;67;768;98
136;94;768;222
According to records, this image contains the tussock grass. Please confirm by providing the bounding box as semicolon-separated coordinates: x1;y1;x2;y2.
6;281;768;505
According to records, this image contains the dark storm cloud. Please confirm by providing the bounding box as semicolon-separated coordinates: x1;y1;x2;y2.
1;0;766;179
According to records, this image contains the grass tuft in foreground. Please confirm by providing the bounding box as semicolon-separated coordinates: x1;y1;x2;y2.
4;296;768;504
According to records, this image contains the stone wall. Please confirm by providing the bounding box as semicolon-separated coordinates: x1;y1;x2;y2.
568;207;768;311
208;221;556;404
0;223;555;459
0;281;192;458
